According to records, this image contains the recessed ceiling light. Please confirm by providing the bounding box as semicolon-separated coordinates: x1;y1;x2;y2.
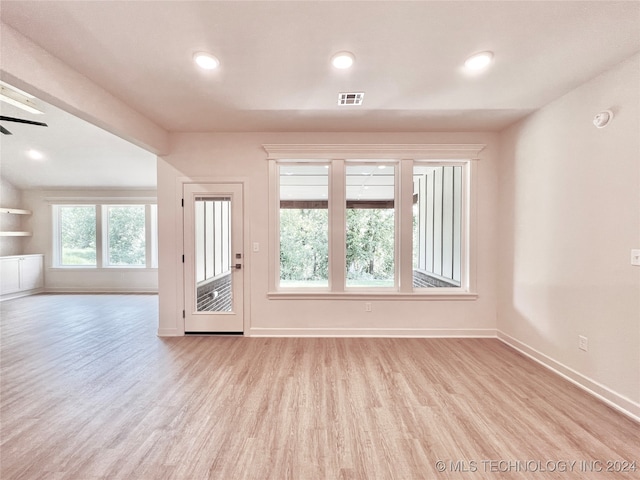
193;52;220;70
331;51;355;69
464;51;493;71
27;149;44;160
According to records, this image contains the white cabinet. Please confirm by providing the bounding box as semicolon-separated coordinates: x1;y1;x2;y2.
20;255;44;291
0;257;21;294
0;254;44;297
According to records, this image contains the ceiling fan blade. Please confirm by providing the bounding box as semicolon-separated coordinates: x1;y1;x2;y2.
0;116;48;127
0;125;12;135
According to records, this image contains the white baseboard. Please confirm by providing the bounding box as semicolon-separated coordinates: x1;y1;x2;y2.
497;330;640;423
44;288;158;294
0;287;44;302
157;328;181;337
248;327;497;338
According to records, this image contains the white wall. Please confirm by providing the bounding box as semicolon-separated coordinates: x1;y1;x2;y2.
158;132;499;336
497;54;640;418
0;177;25;256
22;189;158;292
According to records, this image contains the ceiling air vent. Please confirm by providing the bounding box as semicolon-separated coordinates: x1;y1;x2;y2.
338;92;364;106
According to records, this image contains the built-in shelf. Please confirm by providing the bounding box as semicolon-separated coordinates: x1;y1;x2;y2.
0;206;33;237
0;231;32;237
0;207;32;215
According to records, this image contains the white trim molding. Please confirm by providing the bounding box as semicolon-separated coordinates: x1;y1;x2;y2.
267;292;478;300
0;287;44;302
157;327;181;337
263;143;486;160
45;197;157;204
249;327;496;338
45;288;158;294
498;331;640;423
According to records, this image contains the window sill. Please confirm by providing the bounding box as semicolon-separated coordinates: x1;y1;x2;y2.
267;291;478;301
49;267;158;272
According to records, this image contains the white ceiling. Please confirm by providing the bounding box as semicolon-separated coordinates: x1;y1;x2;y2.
0;99;156;190
1;1;639;189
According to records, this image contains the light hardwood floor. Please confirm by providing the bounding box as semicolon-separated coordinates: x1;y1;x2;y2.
1;294;638;480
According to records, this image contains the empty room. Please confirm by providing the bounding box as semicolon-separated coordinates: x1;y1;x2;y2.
1;1;638;479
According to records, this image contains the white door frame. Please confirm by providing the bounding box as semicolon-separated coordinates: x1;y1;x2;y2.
178;177;251;335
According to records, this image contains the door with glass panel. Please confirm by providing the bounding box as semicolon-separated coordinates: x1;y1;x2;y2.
183;183;243;333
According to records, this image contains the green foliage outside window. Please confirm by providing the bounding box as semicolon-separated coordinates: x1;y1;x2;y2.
107;206;146;266
279;207;395;287
280;209;328;286
346;208;394;286
60;206;96;265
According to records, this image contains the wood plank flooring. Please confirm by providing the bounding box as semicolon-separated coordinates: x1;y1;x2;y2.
1;294;638;479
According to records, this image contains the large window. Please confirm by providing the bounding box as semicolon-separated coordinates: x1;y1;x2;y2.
53;203;157;268
106;205;146;266
345;164;395;287
413;165;463;288
267;145;480;296
279;164;329;287
59;206;97;266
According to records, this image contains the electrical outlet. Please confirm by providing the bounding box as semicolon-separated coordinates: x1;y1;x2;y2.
578;335;588;352
365;302;372;312
631;249;640;266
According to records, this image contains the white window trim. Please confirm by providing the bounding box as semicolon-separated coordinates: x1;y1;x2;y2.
265;144;483;299
263;143;485;160
51;201;158;270
343;160;399;292
147;204;158;268
266;291;478;300
52;204;98;268
102;205;147;268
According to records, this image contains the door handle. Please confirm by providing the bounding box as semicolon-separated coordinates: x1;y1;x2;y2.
235;264;242;270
